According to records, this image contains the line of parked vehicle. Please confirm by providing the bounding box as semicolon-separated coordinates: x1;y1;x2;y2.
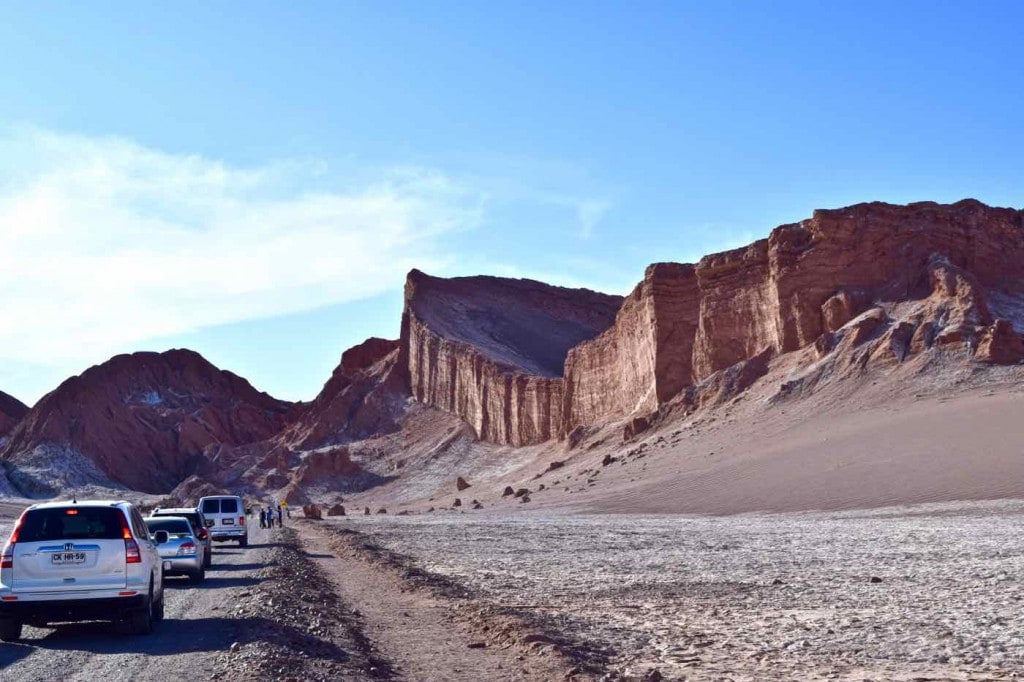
0;494;250;642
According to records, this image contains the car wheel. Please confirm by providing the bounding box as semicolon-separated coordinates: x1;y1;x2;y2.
189;568;206;584
0;617;22;642
239;537;248;548
204;548;212;568
120;582;155;635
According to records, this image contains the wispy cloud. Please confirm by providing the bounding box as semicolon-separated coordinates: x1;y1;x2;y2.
0;127;483;366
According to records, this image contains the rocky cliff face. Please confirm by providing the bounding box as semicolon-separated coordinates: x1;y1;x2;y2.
0;349;295;496
0;390;29;440
402;269;623;445
690;199;1024;380
402;200;1024;447
563;263;700;434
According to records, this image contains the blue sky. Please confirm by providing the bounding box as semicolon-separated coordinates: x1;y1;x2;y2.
1;1;1022;405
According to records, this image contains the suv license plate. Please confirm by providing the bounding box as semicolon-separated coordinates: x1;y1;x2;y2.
222;518;234;525
51;552;87;565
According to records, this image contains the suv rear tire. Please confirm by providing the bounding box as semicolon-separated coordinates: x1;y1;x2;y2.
239;537;248;547
0;617;22;642
154;589;165;621
189;568;206;584
118;584;155;635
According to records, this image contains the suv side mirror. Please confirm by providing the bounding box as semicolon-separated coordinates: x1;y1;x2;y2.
154;530;170;545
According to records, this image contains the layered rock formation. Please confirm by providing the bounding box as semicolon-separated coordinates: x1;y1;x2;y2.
405;200;1024;446
563;263;700;434
0;349;294;496
695;200;1023;374
0;390;29;440
402;269;622;445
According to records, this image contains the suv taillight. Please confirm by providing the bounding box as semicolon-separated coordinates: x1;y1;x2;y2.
238;516;245;526
119;511;142;564
2;512;26;569
0;544;13;569
197;528;208;540
125;539;141;564
178;541;196;556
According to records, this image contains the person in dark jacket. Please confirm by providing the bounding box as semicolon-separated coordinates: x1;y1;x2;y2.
276;504;284;527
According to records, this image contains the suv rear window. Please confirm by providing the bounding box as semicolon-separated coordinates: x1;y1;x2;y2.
201;499;219;514
220;498;238;514
18;507;125;542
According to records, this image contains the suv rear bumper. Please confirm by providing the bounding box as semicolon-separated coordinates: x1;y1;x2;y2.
0;593;147;622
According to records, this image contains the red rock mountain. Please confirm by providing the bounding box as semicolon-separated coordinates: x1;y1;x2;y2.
0;390;29;440
0;349;294;496
278;337;404;451
4;198;1022;502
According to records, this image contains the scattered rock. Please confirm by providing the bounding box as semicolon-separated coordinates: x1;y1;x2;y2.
623;416;650;441
547;460;565;471
456;476;471;491
327;504;346;516
453;498;462;507
601;454;618;467
514;488;530;498
521;633;556;645
467;641;487;649
302;504;323;520
502;486;515;497
364;507;370;516
870;576;884;583
376;508;387;515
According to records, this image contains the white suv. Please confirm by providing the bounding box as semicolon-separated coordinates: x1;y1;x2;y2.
0;500;165;641
198;495;248;547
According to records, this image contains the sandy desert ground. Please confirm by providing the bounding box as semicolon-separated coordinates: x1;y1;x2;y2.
333;501;1024;681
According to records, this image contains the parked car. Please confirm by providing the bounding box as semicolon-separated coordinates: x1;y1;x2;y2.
150;507;212;568
0;500;165;641
143;517;204;583
197;495;248;547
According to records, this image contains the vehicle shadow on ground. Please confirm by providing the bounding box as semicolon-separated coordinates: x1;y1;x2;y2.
164;575;259;590
206;562;263;572
12;616;351;660
0;644;33;668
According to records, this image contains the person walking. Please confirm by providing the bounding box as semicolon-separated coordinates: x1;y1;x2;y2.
258;508;265;529
276;504;283;528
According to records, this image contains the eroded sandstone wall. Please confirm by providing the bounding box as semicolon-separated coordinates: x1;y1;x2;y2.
402;270;621;445
402;200;1024;445
563;263;699;433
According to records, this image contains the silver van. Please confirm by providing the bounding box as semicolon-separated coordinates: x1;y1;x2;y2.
197;495;248;547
